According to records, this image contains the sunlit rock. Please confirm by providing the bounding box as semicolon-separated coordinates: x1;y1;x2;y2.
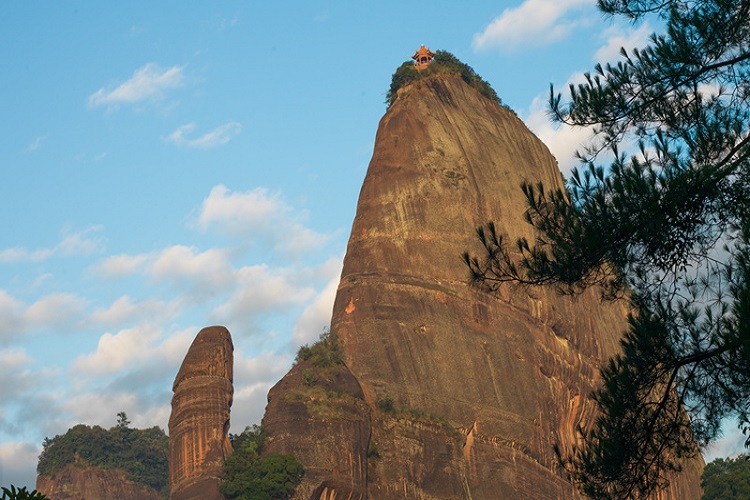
169;326;233;500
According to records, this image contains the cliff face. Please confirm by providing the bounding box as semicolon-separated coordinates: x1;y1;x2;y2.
169;326;234;500
36;464;161;500
262;75;704;499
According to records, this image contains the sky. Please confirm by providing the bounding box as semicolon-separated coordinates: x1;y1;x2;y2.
0;0;744;489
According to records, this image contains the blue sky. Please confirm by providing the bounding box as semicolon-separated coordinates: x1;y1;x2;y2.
0;0;742;489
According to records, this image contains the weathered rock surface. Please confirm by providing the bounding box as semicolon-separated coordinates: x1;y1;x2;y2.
263;357;370;500
169;325;234;500
36;464;161;500
263;74;704;498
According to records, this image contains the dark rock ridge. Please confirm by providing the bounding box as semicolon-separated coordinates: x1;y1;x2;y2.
261;74;704;498
169;325;234;500
36;464;161;500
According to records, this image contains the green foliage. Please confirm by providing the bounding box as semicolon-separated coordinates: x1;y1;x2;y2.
376;397;396;414
0;486;48;500
702;454;750;499
301;368;318;387
36;413;168;495
386;61;419;106
295;328;342;368
466;0;750;497
385;50;508;110
222;425;303;500
116;411;131;429
431;51;502;105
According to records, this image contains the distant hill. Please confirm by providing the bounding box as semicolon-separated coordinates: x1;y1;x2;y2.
35;413;168;499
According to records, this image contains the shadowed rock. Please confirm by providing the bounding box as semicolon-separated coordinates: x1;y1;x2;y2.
169;326;233;500
36;464;162;500
262;74;704;498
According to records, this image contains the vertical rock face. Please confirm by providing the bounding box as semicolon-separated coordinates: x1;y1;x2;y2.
169;326;234;500
263;75;704;498
36;464;162;500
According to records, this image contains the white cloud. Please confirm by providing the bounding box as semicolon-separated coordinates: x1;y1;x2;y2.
72;324;194;378
473;0;594;51
0;348;32;369
56;226;105;256
0;352;61;450
164;122;242;149
132;404;172;432
65;325;199;435
292;258;342;346
0;441;40;489
0;291;87;341
0;348;37;401
92;253;148;278
231;351;295;429
522;22;655;173
197;185;283;233
211;265;316;326
32;273;53;289
0;226;104;263
594;23;653;64
703;421;748;462
196;185;332;253
90;295;138;325
524;93;593;174
27;135;46;152
0;247;48;263
59;388;171;433
698;81;723;100
231;380;277;428
73;324;162;374
23;293;87;331
89;295;177;327
0;291;24;342
88;63;184;107
149;245;235;292
90;244;239;301
62;392;140;428
156;327;197;366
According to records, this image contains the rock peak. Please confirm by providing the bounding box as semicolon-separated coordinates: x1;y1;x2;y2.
261;75;703;498
169;326;233;500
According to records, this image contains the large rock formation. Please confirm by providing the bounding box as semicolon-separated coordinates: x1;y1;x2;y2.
36;464;162;500
169;326;234;500
262;74;704;498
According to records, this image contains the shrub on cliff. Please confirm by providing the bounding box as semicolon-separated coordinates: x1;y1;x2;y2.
386;50;507;110
221;425;303;500
36;413;168;495
295;328;342;368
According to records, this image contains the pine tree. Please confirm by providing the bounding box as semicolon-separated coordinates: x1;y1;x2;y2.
465;0;750;497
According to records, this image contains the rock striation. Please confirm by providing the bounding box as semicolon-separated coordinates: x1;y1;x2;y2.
261;74;704;498
169;325;234;500
36;464;161;500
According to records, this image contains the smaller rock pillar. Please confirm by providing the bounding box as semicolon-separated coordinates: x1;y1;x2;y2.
169;326;234;500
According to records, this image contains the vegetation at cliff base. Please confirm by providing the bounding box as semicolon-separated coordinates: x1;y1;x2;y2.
386;50;508;110
465;0;750;497
701;454;750;499
36;412;168;495
221;425;303;500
